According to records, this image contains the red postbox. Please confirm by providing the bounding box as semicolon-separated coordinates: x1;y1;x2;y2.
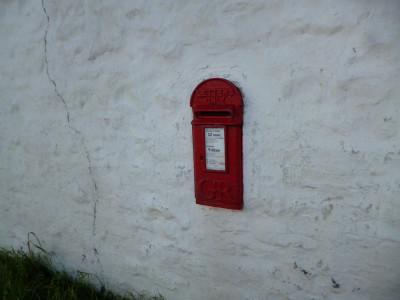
190;78;243;210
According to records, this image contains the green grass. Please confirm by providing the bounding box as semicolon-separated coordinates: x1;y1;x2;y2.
0;233;164;300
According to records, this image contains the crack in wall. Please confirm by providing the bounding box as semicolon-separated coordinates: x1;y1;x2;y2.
42;0;70;124
41;0;102;274
68;131;100;237
71;115;100;237
92;243;105;282
83;140;99;236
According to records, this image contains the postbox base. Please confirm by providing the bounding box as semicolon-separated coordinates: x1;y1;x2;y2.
196;199;242;210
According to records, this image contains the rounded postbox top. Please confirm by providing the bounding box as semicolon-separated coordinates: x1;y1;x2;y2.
190;78;243;107
190;78;243;125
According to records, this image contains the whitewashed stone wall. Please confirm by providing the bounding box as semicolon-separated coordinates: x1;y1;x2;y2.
1;1;400;299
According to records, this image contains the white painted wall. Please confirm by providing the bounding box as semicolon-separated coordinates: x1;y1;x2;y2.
1;0;400;299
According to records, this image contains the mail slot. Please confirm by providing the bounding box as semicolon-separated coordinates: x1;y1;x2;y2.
190;78;243;210
195;110;232;119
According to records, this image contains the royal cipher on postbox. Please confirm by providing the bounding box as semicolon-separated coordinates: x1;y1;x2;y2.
190;78;243;210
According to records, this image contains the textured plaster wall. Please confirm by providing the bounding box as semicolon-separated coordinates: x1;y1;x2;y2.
1;0;400;299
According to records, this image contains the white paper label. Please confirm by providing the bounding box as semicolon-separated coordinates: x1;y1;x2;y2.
205;128;225;170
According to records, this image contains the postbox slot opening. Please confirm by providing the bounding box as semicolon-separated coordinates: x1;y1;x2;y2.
196;111;232;119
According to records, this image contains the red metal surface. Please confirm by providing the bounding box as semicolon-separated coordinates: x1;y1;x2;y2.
191;78;243;210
